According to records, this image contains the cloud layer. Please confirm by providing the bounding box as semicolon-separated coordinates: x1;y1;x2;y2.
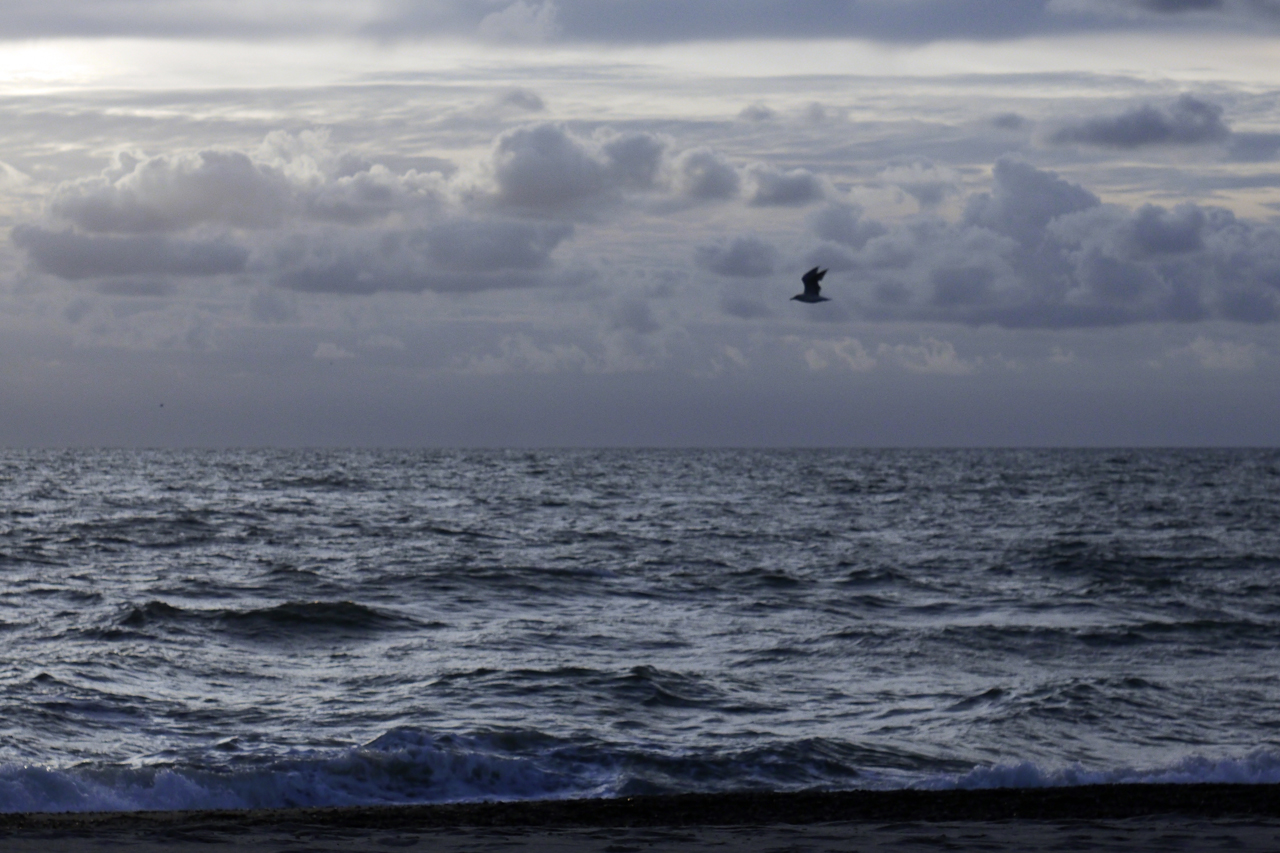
1;0;1276;42
800;157;1280;327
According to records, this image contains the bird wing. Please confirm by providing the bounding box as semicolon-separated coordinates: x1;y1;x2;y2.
800;267;826;295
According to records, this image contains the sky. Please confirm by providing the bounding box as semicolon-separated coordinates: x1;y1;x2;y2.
1;0;1279;447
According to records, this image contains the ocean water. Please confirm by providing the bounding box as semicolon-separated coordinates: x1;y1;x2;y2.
2;448;1279;813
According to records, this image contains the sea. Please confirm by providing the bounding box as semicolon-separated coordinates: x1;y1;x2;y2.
2;448;1279;813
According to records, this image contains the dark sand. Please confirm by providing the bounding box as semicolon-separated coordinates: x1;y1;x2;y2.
4;784;1280;851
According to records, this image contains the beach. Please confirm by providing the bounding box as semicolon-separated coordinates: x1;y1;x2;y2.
5;784;1280;851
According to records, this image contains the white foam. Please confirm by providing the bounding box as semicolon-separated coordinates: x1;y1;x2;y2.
922;750;1280;790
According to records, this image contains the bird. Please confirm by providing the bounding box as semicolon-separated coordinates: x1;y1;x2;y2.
791;266;829;303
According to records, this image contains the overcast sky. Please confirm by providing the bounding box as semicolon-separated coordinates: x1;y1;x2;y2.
2;0;1279;446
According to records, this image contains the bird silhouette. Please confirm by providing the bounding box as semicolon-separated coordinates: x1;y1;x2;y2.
791;267;829;303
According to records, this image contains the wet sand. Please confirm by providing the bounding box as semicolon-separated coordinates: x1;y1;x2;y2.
3;784;1280;851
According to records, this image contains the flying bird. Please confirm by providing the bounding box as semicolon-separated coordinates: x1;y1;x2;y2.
791;266;829;303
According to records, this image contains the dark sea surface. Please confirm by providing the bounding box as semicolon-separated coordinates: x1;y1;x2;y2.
2;448;1279;812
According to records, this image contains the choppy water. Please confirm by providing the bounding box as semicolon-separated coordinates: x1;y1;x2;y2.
2;448;1279;813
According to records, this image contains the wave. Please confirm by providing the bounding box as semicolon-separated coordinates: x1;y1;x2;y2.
3;728;1279;814
0;729;602;814
116;599;426;639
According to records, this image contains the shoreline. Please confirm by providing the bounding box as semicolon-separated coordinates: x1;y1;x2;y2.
6;782;1280;832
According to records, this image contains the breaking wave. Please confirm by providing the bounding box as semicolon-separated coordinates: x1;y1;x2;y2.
3;729;1279;814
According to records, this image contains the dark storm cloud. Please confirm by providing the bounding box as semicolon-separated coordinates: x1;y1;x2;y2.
1051;95;1231;148
12;226;248;279
818;157;1280;328
695;236;777;278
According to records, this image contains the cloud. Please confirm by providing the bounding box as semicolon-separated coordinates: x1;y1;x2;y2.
370;0;1240;43
1051;94;1231;148
1127;203;1206;254
304;165;444;225
820;158;1280;328
802;337;875;372
964;156;1100;246
12;226;248;279
313;342;355;360
600;132;666;189
746;165;825;206
1130;0;1225;11
423;219;572;272
879;161;957;208
1050;0;1280;23
496;88;546;112
95;279;175;297
48;138;448;233
0;0;1270;43
808;203;887;250
694;236;777;278
720;294;772;319
610;298;660;334
51;150;291;232
673;148;740;201
1170;335;1265;370
878;338;976;374
451;333;650;375
738;103;776;122
490;123;666;211
1226;132;1280;162
274;220;576;295
991;112;1028;130
477;1;560;41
